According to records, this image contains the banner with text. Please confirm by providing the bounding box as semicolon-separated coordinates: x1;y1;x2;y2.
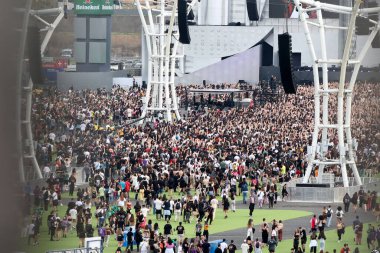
75;0;114;15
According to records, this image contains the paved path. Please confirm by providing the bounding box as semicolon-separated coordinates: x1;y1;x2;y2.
209;201;376;246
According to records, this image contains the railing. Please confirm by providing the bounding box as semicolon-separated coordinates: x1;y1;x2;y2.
287;177;380;203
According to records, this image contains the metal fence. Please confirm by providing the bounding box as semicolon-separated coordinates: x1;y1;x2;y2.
287;177;380;203
46;248;102;253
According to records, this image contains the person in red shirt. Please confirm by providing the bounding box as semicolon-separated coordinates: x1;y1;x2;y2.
125;180;131;199
340;243;351;253
310;214;318;233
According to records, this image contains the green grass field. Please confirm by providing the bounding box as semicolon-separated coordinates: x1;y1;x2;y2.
250;222;380;253
21;204;311;253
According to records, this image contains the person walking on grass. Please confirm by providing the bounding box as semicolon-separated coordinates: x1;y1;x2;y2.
176;221;185;244
195;220;202;238
340;243;351;253
318;231;326;252
253;238;262;253
277;220;283;242
223;195;230;219
337;218;345;243
267;236;277;253
309;232;318;253
241;240;249;253
241;178;249;204
249;191;255;218
126;227;134;251
353;216;363;245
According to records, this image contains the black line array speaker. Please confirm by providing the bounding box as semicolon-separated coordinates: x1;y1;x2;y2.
356;16;370;35
27;26;43;85
278;33;297;94
188;9;195;20
178;0;191;44
369;1;380;48
246;0;259;21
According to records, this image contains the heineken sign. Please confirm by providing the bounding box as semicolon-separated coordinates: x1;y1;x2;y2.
75;0;114;15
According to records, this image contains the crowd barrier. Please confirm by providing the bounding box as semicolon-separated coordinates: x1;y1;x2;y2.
287;177;380;203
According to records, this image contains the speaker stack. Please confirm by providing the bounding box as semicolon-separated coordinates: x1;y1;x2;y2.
278;33;297;94
246;0;259;21
178;0;191;44
356;16;370;35
368;1;380;48
27;26;43;85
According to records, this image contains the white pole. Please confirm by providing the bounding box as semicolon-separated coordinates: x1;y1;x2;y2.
337;0;361;188
136;0;154;118
163;0;178;121
170;38;181;120
317;5;328;183
18;0;33;182
294;0;321;184
345;25;379;186
158;1;165;109
145;0;159;110
25;79;43;179
40;11;64;57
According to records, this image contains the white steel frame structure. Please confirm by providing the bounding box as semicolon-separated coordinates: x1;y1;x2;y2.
294;0;380;187
135;0;195;122
21;5;65;181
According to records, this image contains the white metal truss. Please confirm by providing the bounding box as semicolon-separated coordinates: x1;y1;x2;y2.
294;0;380;187
135;0;192;122
21;4;65;181
16;0;33;183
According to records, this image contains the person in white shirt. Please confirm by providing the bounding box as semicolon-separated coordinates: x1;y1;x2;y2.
51;191;59;211
141;205;150;218
140;240;149;253
43;166;51;179
49;132;56;142
75;200;83;208
220;239;228;252
326;205;334;227
210;197;219;220
336;207;344;219
241;240;249;253
154;198;163;220
174;200;182;222
27;222;35;245
69;208;78;229
117;198;125;208
257;189;265;208
80;122;86;131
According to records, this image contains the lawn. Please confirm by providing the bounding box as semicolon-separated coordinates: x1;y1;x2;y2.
258;222;380;253
230;222;380;253
21;205;311;253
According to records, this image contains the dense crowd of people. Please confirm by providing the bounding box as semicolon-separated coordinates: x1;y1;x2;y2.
23;82;380;253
